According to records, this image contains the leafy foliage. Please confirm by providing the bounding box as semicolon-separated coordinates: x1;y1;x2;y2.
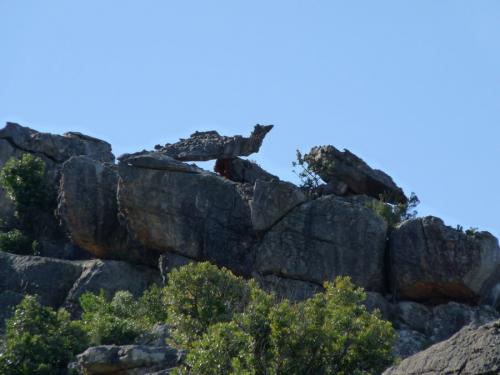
164;262;253;348
174;264;396;375
0;154;56;237
0;229;39;255
365;192;420;227
292;150;323;192
0;295;88;375
79;286;167;345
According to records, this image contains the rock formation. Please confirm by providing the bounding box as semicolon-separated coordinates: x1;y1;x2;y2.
156;124;273;161
304;145;408;204
0;122;500;371
383;319;500;375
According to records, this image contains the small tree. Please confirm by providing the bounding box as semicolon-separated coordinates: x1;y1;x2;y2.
164;262;253;348
0;295;88;375
174;264;396;375
0;154;55;237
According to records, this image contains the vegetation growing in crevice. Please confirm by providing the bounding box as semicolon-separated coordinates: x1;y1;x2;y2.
0;154;56;254
365;192;420;227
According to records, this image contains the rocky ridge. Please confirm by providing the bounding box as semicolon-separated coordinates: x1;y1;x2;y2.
0;122;499;374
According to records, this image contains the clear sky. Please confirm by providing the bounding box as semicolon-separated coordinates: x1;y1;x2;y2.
1;1;499;238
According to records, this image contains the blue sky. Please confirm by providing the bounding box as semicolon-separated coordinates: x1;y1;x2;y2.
1;1;499;237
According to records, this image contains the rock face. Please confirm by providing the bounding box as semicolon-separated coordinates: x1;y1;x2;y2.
304;145;407;204
58;156;127;259
118;154;255;276
250;179;307;232
0;251;160;327
76;345;182;375
393;300;499;358
0;122;115;258
383;319;500;375
214;157;277;183
157;124;273;161
255;195;388;292
0;122;114;164
389;216;500;304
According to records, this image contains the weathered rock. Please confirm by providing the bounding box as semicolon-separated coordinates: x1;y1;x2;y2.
255;195;388;292
157;124;273;161
393;329;429;359
64;259;161;315
389;216;500;304
158;252;195;285
304;145;407;204
0;290;24;332
0;122;114;164
0;251;83;308
0;252;160;322
0;123;115;255
76;345;181;375
364;292;393;321
392;300;499;358
118;157;255;276
214;157;278;184
253;272;322;301
58;156;128;259
383;319;500;375
250;179;307;232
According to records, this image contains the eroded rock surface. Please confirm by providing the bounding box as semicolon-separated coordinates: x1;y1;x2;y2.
157;124;273;161
76;345;182;375
389;216;500;304
304;145;407;204
0;252;160;326
383;319;500;375
250;179;307;232
256;195;388;292
118;155;255;276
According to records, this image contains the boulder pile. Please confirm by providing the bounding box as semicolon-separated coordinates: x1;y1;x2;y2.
0;122;499;372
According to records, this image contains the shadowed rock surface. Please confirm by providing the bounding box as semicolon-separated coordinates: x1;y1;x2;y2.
383;319;500;375
304;145;407;204
250;179;307;232
389;216;500;304
256;195;388;292
0;251;160;326
157;124;273;161
214;157;277;183
117;155;256;276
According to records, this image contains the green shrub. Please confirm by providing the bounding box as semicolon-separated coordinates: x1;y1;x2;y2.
164;262;253;348
79;285;167;345
0;229;39;255
0;154;55;235
292;149;323;192
174;264;395;375
0;295;88;375
366;192;420;227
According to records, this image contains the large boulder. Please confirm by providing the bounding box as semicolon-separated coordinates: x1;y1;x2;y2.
58;156;130;260
304;145;407;204
393;300;499;357
0;252;160;325
0;123;115;255
255;195;388;292
0;251;83;308
75;345;182;375
64;259;161;315
389;216;500;304
383;319;500;375
156;124;273;161
0;122;114;163
117;153;256;276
